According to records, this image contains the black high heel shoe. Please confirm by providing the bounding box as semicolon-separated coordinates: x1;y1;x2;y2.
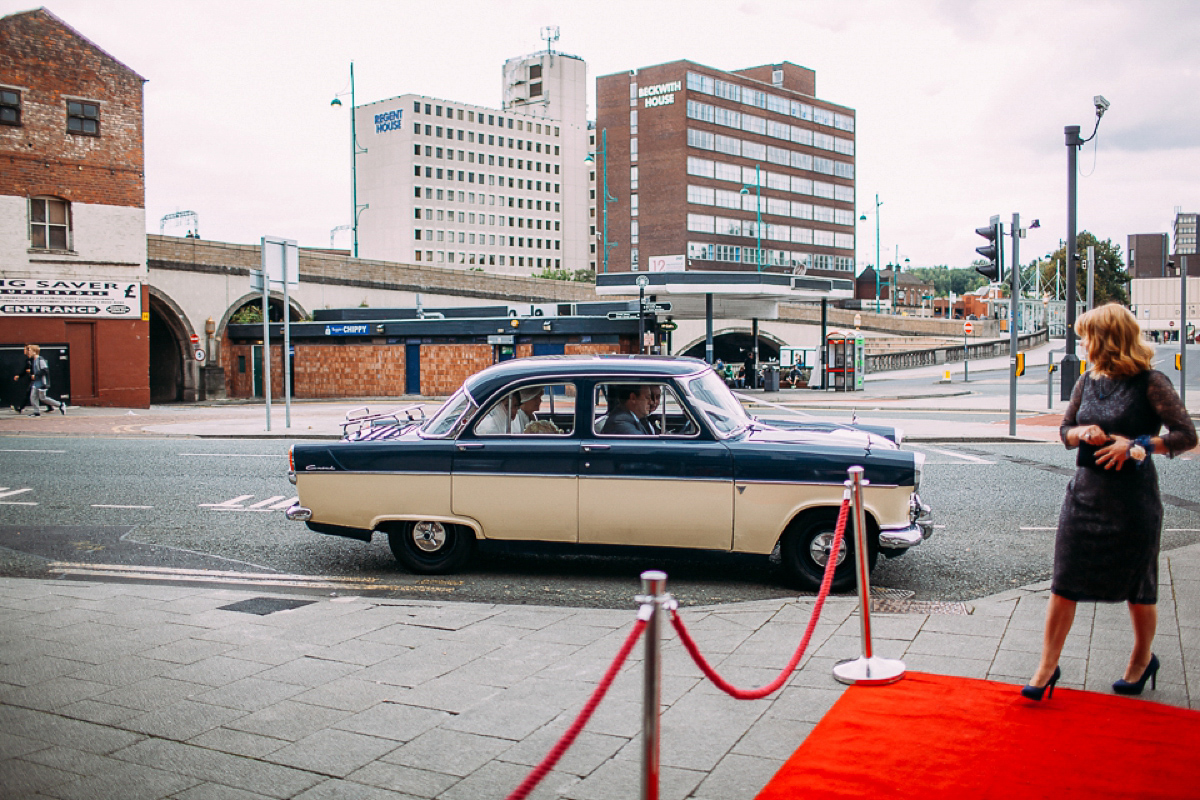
1113;654;1159;695
1021;665;1061;701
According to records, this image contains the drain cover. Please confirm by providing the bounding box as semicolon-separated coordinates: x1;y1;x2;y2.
219;597;316;615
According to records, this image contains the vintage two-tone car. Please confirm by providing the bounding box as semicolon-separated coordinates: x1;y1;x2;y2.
286;356;932;591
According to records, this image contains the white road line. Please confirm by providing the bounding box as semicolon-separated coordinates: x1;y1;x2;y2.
0;449;65;453
0;488;34;499
270;497;298;510
1020;526;1056;531
921;447;996;464
246;495;287;509
0;501;37;505
199;495;253;509
180;453;279;458
1166;528;1200;532
91;504;154;509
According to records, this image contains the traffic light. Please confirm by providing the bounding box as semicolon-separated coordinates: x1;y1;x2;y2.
975;218;1002;281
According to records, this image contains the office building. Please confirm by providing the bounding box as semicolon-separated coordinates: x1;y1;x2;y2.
594;60;855;277
354;48;590;276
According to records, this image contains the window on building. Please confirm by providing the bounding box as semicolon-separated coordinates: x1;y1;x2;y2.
1;89;20;126
630;166;639;190
29;197;69;250
66;100;99;135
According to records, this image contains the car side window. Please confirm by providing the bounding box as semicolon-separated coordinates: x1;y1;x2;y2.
593;382;697;437
474;383;575;436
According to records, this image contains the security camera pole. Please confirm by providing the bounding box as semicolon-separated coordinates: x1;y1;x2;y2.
1061;95;1109;400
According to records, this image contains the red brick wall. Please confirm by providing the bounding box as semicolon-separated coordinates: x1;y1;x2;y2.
420;344;493;396
565;342;625;356
0;313;150;408
0;9;145;207
293;345;405;398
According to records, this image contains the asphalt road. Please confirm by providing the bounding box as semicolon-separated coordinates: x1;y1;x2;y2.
1;436;1197;607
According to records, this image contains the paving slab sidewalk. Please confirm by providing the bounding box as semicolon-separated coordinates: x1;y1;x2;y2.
2;540;1197;799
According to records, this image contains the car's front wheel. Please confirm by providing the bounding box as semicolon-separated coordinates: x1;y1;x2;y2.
387;520;475;574
780;508;877;592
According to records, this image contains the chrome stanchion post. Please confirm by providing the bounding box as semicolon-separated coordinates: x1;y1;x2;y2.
637;570;669;800
833;466;906;686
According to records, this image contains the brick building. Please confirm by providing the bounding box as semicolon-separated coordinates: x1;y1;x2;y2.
0;8;149;407
594;60;856;277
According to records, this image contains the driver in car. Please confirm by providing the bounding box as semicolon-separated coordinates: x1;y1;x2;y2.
600;385;655;435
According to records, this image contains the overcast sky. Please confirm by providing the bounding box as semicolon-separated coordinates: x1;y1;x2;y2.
6;0;1198;271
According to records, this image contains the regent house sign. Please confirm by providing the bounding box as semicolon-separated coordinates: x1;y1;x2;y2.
640;80;682;108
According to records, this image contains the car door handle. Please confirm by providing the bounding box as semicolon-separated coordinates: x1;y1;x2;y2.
456;443;484;451
582;444;611;452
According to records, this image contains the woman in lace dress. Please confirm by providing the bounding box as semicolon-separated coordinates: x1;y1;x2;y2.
1023;304;1196;700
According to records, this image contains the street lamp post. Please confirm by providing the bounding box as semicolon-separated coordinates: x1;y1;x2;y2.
330;63;369;258
636;274;649;354
1061;96;1109;400
859;194;882;313
740;164;762;271
584;129;618;272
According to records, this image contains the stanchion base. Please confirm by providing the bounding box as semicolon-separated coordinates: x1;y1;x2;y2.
832;656;906;686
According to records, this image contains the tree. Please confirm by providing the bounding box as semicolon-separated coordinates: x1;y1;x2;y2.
906;265;987;297
1040;231;1129;306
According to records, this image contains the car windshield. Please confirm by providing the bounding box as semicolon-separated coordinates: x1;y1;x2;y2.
684;369;752;436
420;388;475;438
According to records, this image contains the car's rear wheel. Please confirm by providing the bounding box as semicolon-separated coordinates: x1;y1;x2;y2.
780;508;877;592
387;520;475;574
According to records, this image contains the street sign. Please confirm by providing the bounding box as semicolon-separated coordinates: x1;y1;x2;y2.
658;320;678;332
642;301;673;313
606;311;641;320
193;349;205;362
189;333;200;344
964;321;975;334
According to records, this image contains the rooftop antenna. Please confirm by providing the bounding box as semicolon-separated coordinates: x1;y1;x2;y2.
541;25;559;54
160;210;199;238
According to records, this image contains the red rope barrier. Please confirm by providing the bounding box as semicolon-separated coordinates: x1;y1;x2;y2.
505;618;647;800
671;496;850;700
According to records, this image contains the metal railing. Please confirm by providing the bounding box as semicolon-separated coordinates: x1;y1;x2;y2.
865;328;1049;374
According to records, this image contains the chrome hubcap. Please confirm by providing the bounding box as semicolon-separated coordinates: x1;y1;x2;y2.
412;521;447;553
809;531;847;568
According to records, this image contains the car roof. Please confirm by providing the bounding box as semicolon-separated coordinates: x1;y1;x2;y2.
463;355;711;401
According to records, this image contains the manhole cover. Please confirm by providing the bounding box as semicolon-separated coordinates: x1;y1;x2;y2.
218;597;316;615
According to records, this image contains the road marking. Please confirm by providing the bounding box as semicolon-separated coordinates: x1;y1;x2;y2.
0;449;65;453
181;453;279;458
91;504;154;509
1020;526;1056;531
47;562;457;594
247;495;288;509
1166;528;1200;532
0;487;35;505
921;447;995;464
200;495;298;512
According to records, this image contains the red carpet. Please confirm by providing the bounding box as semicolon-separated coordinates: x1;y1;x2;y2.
757;672;1200;799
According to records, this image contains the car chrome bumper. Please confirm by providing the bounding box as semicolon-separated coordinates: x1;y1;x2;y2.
285;503;312;522
879;493;933;550
287;470;296;485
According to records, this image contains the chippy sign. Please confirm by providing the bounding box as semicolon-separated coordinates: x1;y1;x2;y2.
324;324;370;336
0;278;142;318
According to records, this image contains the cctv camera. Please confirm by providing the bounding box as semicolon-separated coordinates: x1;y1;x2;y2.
1094;95;1110;115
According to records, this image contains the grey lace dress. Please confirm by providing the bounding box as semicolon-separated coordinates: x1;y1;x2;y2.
1055;369;1197;604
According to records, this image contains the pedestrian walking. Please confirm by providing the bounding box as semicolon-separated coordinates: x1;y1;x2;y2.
25;344;66;416
11;344;34;413
1022;304;1196;701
